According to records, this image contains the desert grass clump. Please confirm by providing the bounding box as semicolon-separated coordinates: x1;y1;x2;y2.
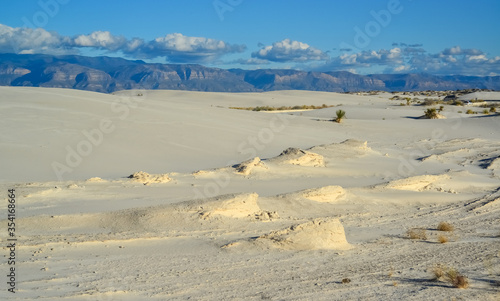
490;107;497;113
341;278;351;284
466;109;475;114
335;109;346;123
445;268;469;289
407;228;427;240
483;109;490;115
432;263;446;280
437;235;449;244
424;108;438;119
432;264;469;288
437;222;454;232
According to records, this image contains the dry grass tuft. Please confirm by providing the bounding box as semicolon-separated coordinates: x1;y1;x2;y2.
407;228;427;240
437;235;449;244
341;278;351;284
446;268;469;289
437;222;454;232
388;266;394;277
432;264;469;288
432;264;446;280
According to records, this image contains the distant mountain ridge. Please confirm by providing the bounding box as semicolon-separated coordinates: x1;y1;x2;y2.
0;53;499;93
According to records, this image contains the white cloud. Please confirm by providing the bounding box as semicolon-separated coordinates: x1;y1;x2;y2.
313;45;500;76
73;31;127;51
467;54;488;62
231;58;271;65
0;24;245;63
139;33;246;63
441;46;483;56
0;24;72;54
335;48;403;66
252;39;328;62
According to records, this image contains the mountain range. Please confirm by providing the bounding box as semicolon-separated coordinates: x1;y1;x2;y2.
0;53;499;93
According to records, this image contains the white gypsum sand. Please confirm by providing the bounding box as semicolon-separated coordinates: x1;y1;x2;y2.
0;87;499;300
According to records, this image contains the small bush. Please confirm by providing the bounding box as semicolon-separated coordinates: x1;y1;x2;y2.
424;108;438;119
432;264;446;280
490;107;497;113
466;109;474;114
438;235;449;244
483;109;490;115
446;268;469;289
423;98;441;106
437;222;454;232
452;100;463;106
407;228;427;240
342;278;351;284
335;110;346;123
438;105;444;112
432;264;469;288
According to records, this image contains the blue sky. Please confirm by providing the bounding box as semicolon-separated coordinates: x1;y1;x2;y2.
1;0;499;75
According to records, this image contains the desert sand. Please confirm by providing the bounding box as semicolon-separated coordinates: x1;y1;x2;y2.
0;87;499;300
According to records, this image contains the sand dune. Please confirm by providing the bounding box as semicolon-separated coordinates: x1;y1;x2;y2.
234;157;268;175
384;174;451;191
225;218;351;251
257;218;351;250
127;171;172;184
280;185;347;203
270;147;326;167
1;87;500;300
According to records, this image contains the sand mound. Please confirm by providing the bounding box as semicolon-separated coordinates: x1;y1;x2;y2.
385;174;451;191
281;185;346;203
234;157;268;175
419;113;446;119
86;177;106;182
300;185;346;202
273;147;325;167
257;218;351;250
19;193;264;236
339;139;370;150
192;170;216;177
128;171;171;184
486;157;500;177
187;193;262;219
309;139;375;159
486;157;500;170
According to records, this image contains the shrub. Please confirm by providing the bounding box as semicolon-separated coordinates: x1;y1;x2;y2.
342;278;351;284
335;110;346;123
490;107;497;113
432;264;469;288
446;268;469;289
432;264;446;280
438;235;449;243
466;109;474;114
424;108;438;119
423;98;440;106
452;100;463;106
438;106;444;112
437;222;454;232
483;109;490;115
407;228;427;240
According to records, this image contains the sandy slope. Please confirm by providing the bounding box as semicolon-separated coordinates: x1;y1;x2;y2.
0;87;499;300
